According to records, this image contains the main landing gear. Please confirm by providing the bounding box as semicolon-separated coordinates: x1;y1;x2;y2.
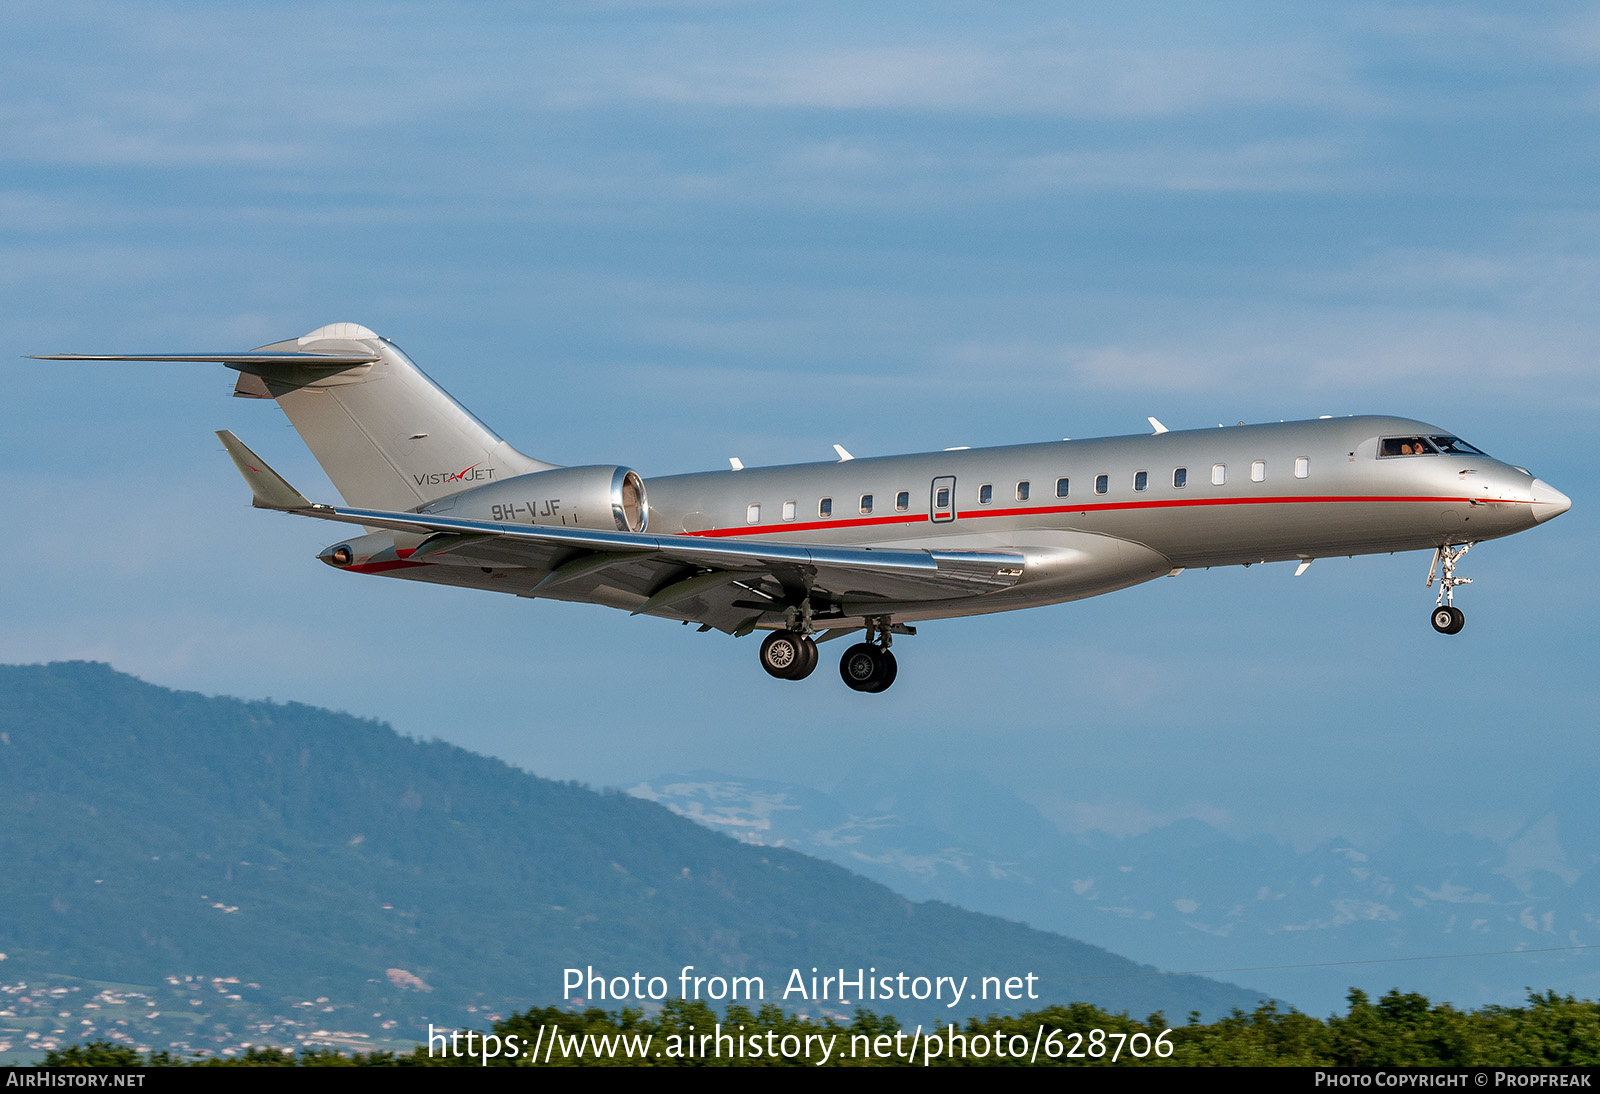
838;618;902;693
759;630;819;680
758;616;906;692
1427;543;1472;635
840;644;896;693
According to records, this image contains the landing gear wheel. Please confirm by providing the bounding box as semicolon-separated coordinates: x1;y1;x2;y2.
839;643;896;692
873;650;897;692
839;643;880;691
1430;605;1465;635
760;631;811;678
789;636;819;680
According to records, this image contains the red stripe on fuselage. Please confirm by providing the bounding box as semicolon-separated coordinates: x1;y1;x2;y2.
689;513;927;538
337;493;1522;572
680;493;1508;539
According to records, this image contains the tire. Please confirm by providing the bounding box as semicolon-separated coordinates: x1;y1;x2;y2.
760;631;806;678
789;637;819;680
1431;606;1465;635
839;643;884;691
865;649;897;692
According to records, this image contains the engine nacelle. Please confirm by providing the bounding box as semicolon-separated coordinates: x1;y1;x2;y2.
420;465;649;533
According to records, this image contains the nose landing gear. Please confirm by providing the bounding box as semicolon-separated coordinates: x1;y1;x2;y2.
1427;543;1473;635
1431;604;1465;635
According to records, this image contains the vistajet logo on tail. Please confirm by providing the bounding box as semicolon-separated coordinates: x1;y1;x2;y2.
414;464;498;487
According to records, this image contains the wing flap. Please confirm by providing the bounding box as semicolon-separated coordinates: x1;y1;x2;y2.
318;503;1025;598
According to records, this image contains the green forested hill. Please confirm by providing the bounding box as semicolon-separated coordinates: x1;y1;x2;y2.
0;662;1265;1033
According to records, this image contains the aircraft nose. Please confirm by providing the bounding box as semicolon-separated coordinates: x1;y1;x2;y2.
1530;479;1572;523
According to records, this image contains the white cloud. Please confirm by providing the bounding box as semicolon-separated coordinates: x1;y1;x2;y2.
1011;137;1355;194
1416;881;1493;904
932;299;1600;408
1367;5;1600;67
580;35;1370;119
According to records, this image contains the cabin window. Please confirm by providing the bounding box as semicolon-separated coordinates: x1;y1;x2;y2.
1016;481;1030;502
1134;471;1148;492
1295;457;1309;479
1094;474;1108;495
1251;460;1266;483
1212;464;1226;485
782;500;796;521
859;494;873;514
1056;477;1070;498
979;484;993;505
935;486;951;508
1173;467;1188;488
819;497;833;517
747;504;760;524
896;490;910;511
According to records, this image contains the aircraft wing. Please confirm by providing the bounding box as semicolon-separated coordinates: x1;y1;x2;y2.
217;431;1024;633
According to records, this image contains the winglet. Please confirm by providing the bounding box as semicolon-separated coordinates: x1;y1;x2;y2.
216;430;314;510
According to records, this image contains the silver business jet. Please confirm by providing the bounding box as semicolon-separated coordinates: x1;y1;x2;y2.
36;323;1571;693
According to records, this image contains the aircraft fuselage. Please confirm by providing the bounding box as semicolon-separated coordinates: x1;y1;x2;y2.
613;415;1564;622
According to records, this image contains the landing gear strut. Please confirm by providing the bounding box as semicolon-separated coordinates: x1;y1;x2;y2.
839;618;900;693
1427;544;1472;635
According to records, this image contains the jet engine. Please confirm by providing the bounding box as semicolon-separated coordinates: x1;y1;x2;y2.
420;465;649;533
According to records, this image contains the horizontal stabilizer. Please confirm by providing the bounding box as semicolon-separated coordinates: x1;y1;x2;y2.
216;431;315;511
35;323;552;512
30;351;378;367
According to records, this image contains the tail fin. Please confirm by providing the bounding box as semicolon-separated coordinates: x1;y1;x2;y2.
230;324;552;510
38;323;552;510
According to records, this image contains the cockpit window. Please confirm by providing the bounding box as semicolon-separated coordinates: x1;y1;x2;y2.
1429;435;1488;456
1380;437;1437;457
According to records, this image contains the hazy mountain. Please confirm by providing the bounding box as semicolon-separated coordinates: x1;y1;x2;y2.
631;771;1600;1014
0;662;1266;1056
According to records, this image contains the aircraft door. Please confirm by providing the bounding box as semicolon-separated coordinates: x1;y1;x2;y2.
930;476;956;523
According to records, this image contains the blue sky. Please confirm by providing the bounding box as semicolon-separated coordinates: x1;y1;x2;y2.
5;0;1597;1007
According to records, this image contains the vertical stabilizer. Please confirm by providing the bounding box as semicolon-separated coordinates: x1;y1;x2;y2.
233;324;552;510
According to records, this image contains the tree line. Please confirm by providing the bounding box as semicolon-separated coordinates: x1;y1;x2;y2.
42;988;1600;1066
